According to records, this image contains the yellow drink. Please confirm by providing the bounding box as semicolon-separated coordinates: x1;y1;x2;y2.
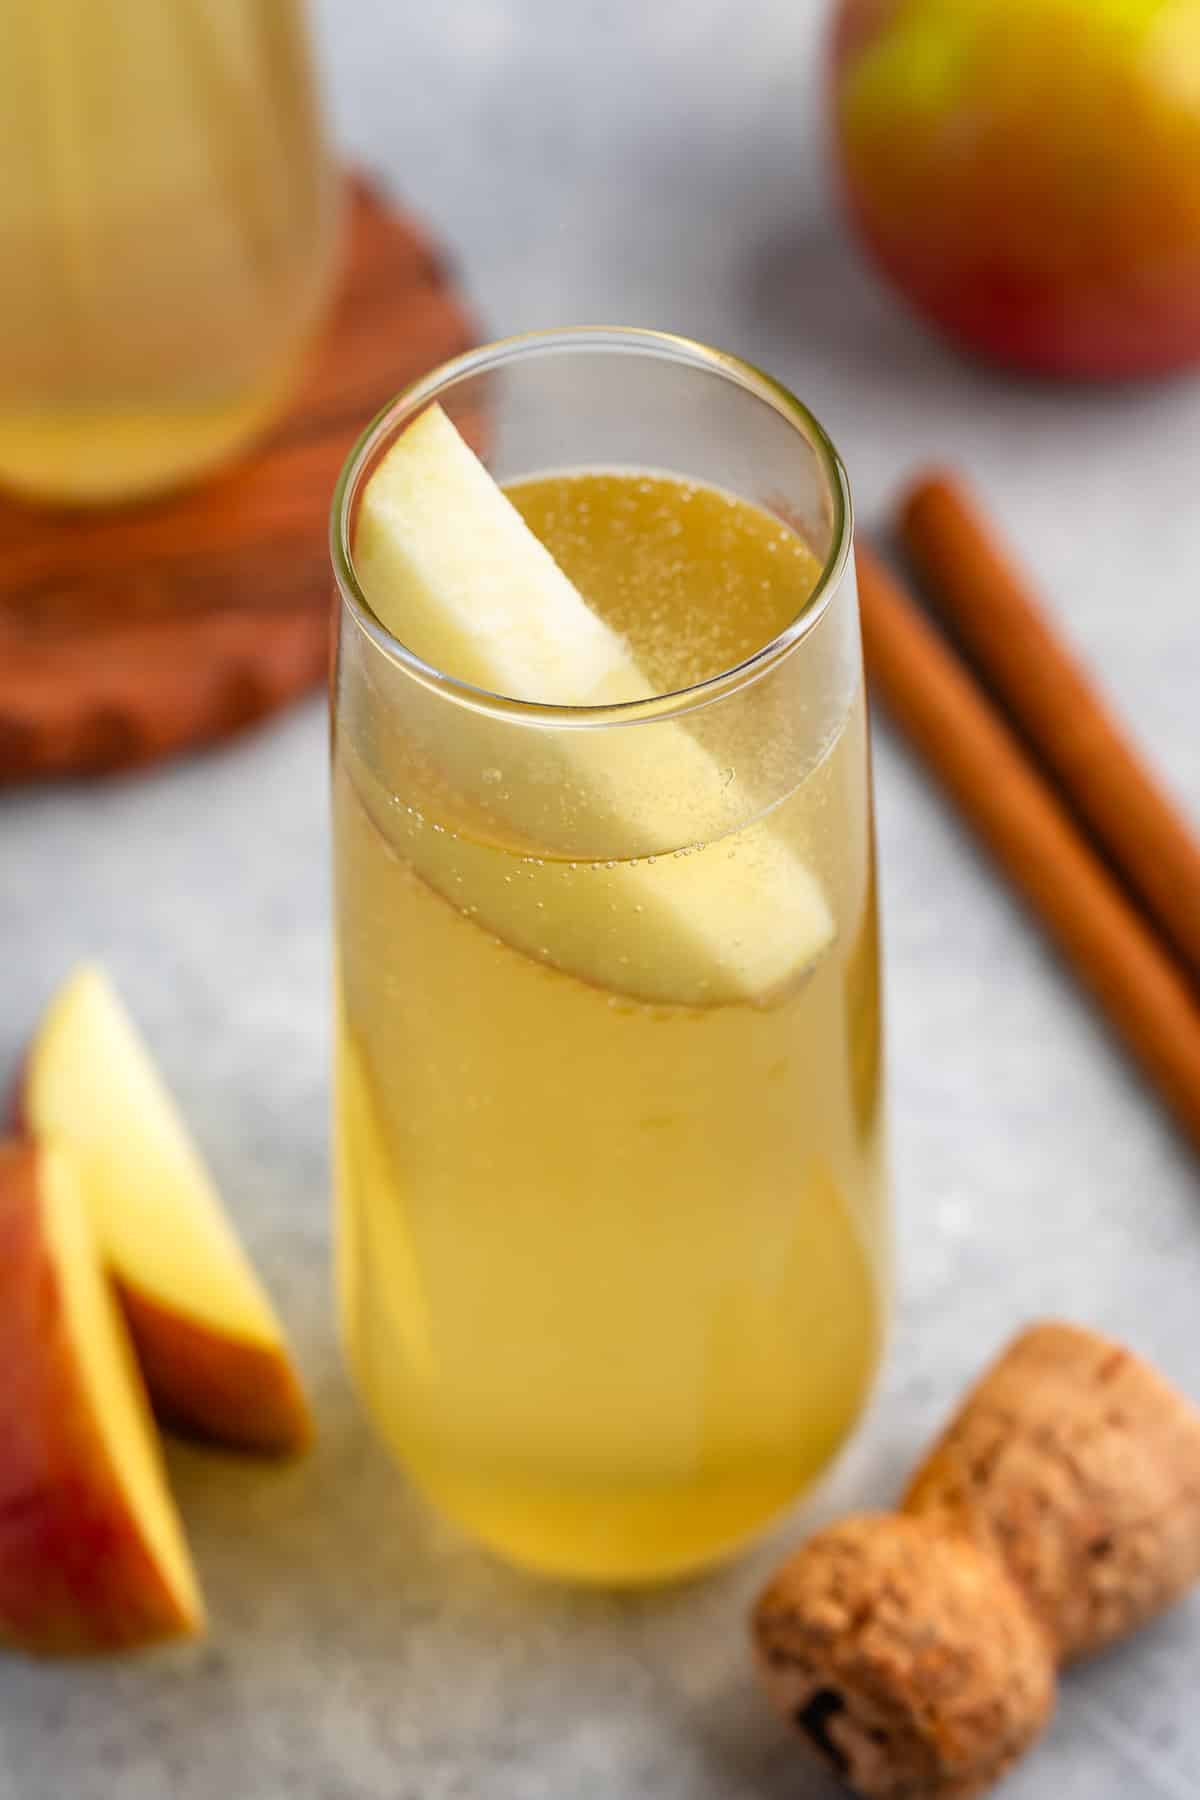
334;465;887;1584
0;0;336;504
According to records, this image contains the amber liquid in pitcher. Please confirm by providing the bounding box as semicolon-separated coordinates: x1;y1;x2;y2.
0;0;337;503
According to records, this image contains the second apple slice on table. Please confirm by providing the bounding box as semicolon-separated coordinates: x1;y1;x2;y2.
351;403;835;1008
23;965;310;1454
0;1140;204;1654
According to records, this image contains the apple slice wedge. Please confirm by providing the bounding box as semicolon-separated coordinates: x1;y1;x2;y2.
0;1139;204;1654
23;966;310;1454
352;403;835;1006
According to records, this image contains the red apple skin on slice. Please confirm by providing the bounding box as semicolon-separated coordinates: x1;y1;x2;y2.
119;1286;311;1454
0;1141;204;1655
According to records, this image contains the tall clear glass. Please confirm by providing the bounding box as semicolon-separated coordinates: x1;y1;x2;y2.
330;329;889;1585
0;0;337;505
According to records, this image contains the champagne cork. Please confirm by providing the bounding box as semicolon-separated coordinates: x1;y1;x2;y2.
753;1323;1200;1800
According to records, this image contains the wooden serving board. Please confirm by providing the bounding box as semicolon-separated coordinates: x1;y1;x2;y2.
0;175;477;783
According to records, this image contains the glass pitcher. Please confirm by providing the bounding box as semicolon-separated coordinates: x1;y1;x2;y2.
0;0;339;505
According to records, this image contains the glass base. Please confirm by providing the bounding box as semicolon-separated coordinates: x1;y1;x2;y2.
348;1340;876;1588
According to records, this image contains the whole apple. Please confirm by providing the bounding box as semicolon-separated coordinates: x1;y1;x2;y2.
830;0;1200;378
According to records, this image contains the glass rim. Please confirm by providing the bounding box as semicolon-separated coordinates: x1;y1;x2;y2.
329;326;854;730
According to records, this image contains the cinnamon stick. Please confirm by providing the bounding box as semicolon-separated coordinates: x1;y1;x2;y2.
900;473;1200;982
856;542;1200;1154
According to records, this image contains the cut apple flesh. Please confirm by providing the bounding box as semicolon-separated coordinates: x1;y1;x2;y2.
352;404;835;1005
25;966;310;1452
0;1141;203;1653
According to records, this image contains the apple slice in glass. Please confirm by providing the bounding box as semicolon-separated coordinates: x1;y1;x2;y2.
352;403;835;1007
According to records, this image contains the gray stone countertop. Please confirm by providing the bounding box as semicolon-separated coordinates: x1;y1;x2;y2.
2;3;1198;1795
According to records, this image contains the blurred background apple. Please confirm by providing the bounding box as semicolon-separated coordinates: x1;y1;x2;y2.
830;0;1200;379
